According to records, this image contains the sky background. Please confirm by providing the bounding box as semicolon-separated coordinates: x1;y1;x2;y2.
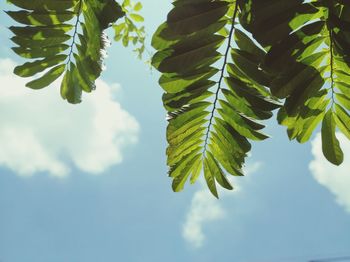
0;1;350;262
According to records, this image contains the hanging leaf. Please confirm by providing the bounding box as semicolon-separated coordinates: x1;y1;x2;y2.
152;0;280;197
7;0;124;103
241;0;350;161
321;110;344;165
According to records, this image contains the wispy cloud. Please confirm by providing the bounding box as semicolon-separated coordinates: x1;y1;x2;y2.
0;58;139;177
182;186;225;248
309;132;350;212
182;161;262;248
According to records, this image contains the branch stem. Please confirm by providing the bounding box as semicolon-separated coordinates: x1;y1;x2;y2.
202;1;239;156
66;0;83;68
328;24;335;109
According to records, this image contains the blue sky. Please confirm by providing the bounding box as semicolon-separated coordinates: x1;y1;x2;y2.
0;1;350;262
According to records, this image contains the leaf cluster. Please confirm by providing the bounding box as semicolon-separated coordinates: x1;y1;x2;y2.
5;0;350;197
152;0;350;197
7;0;124;103
113;0;146;59
240;0;350;165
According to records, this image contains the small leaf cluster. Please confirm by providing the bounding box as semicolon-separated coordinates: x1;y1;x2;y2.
113;0;145;59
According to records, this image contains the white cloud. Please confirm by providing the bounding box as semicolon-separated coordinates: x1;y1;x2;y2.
182;161;262;248
182;187;225;248
309;133;350;212
0;58;139;177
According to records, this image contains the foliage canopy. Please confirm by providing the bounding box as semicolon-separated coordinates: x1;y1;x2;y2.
5;0;350;197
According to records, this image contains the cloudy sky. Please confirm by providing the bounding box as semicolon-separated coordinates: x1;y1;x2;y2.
0;1;350;262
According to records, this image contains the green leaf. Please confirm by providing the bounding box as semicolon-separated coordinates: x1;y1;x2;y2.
152;34;224;74
165;1;229;36
231;48;270;86
336;93;350;111
11;35;71;48
12;44;70;59
190;158;203;184
334;104;350;140
7;0;78;11
234;29;265;59
321;110;344;166
204;156;218;198
6;10;75;26
172;154;201;192
130;13;144;22
10;25;73;40
134;2;142;11
26;64;65;89
122;0;130;8
206;151;233;190
14;54;67;77
60;64;82;104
